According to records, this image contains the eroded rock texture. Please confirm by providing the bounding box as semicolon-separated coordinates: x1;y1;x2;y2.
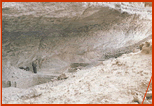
2;2;152;104
2;2;152;82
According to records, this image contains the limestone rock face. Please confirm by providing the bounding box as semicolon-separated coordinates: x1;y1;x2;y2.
2;2;153;104
2;2;152;75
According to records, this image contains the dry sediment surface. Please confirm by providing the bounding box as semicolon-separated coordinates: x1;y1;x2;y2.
2;44;152;104
2;2;152;104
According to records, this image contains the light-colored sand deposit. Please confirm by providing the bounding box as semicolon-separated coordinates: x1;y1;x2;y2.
2;2;152;104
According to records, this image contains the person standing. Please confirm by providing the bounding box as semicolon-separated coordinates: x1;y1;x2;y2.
32;60;38;73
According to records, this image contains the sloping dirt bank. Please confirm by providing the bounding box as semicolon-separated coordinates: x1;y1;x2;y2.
2;2;152;104
2;40;152;104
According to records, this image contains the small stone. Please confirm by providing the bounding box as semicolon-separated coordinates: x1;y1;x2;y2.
57;73;68;80
146;91;152;98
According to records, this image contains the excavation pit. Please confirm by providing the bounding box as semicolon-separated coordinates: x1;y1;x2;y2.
68;63;90;73
70;63;90;68
2;74;57;88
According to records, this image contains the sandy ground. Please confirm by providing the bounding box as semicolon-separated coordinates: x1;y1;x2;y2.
2;2;152;104
2;40;152;104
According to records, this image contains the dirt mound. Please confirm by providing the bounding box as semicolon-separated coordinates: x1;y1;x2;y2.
2;2;152;104
141;40;152;54
2;39;152;104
